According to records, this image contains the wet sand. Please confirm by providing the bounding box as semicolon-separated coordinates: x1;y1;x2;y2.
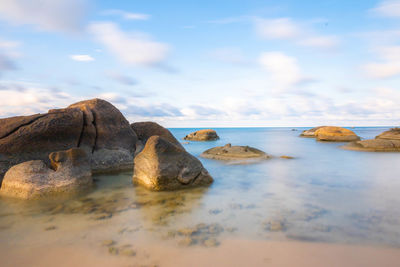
1;239;400;267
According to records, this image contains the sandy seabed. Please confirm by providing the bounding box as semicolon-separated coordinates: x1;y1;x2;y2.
2;239;400;267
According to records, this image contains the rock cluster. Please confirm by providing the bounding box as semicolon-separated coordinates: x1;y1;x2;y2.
343;128;400;152
184;129;219;141
0;148;92;199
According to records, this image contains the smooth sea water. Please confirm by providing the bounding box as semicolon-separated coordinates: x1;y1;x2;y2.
1;127;400;265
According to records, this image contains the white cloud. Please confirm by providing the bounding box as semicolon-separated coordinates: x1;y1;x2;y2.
0;39;20;49
70;54;94;62
102;9;150;20
88;22;169;66
363;45;400;78
259;52;302;90
255;18;300;40
254;17;340;50
209;47;249;65
372;0;400;17
0;0;88;33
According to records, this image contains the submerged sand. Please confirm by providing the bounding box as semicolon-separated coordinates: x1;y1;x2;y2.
1;239;400;267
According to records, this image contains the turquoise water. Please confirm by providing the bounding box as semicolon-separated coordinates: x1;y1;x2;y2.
1;126;400;256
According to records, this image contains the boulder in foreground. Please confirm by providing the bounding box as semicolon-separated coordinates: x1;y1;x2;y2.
0;148;92;199
184;129;219;141
200;143;270;161
314;126;360;142
133;136;213;191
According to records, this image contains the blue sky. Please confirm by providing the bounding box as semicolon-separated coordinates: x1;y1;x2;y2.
0;0;400;127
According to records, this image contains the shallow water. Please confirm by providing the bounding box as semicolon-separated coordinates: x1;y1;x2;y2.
1;127;400;266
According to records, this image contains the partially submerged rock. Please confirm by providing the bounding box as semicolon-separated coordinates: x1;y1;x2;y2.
300;126;325;137
314;126;360;142
133;136;213;191
0;98;138;182
0;148;92;199
200;143;270;161
376;128;400;140
131;121;183;149
184;129;219;141
343;139;400;152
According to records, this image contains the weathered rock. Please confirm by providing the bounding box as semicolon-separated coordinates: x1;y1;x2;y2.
0;148;92;199
314;126;360;142
0;98;138;182
201;143;270;160
376;128;400;140
68;99;138;172
133;136;213;191
131;121;183;149
300;126;326;137
184;129;219;141
342;139;400;152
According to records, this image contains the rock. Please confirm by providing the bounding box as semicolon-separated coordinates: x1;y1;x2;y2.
0;148;92;199
314;126;360;142
120;248;136;256
203;238;219;247
376;128;400;140
183;129;219;141
68;99;138;172
102;240;115;246
131;121;183;149
200;143;270;161
300;126;326;137
264;220;285;232
0;98;138;182
178;237;194;247
280;155;294;159
45;226;57;231
108;246;119;255
342;139;400;152
133;136;213;191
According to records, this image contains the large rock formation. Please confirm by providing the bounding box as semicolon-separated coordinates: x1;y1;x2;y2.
314;126;360;142
376;128;400;140
201;143;270;161
133;136;213;191
184;129;219;141
0;98;138;182
131;121;183;150
0;148;92;199
300;126;326;137
343;128;400;152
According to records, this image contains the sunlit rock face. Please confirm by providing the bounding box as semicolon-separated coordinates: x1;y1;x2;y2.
131;121;184;151
314;126;360;142
183;129;219;141
0;98;138;182
133;136;213;191
0;148;92;199
376;128;400;141
299;126;326;137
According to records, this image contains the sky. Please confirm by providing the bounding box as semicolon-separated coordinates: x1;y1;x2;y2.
0;0;400;127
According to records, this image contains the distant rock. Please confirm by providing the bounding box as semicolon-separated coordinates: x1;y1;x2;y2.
376;128;400;140
300;126;326;137
201;143;270;161
0;98;138;182
343;139;400;152
314;126;360;142
343;128;400;151
0;148;92;199
184;129;219;141
133;136;213;191
131;121;183;149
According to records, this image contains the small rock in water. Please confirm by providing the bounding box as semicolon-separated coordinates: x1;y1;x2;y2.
93;213;112;220
264;220;285;232
120;248;136;257
102;240;115;246
108;246;119;255
44;226;57;231
178;227;197;236
209;209;223;215
178;237;194;247
203;238;219;247
280;155;294;159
